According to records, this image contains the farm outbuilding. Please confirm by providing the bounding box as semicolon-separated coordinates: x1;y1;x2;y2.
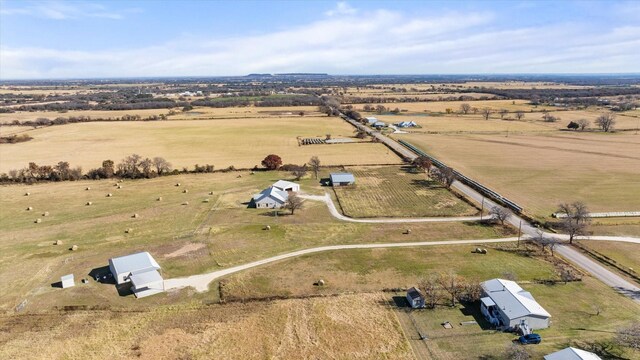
480;278;551;331
272;180;300;193
330;173;355;186
395;121;418;128
61;274;75;288
372;121;386;128
252;186;289;209
365;117;378;125
544;347;602;360
406;287;425;308
108;251;163;298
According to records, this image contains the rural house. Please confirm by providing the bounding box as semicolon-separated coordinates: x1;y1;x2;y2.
252;186;289;208
395;121;418;128
330;173;355;186
406;287;425;308
272;180;300;192
480;278;551;331
109;252;164;298
365;117;378;125
544;347;602;360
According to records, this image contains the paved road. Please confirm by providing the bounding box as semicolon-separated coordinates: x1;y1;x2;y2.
299;193;485;223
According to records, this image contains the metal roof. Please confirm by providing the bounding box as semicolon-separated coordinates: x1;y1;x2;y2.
544;347;602;360
480;297;496;307
272;180;299;191
330;173;355;184
253;186;288;204
109;252;160;277
481;279;551;320
130;269;163;288
61;274;74;281
407;287;424;300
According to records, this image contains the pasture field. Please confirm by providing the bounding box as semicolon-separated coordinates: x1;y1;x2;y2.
405;277;639;359
332;166;478;218
590;218;640;237
0;171;512;312
580;240;640;275
167;105;324;120
0;116;401;173
0;293;413;360
0;108;174;123
395;132;640;221
351;99;556;114
221;244;639;358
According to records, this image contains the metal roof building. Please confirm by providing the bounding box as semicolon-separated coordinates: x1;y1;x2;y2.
272;180;300;192
330;173;355;186
109;252;163;298
252;186;289;208
480;278;551;330
544;347;602;360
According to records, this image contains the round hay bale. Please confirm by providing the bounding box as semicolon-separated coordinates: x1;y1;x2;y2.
117;185;122;189
208;191;214;195
86;201;93;206
54;240;63;245
237;175;242;178
183;189;189;193
125;228;133;233
157;197;163;201
264;225;271;230
70;245;78;251
26;206;33;211
176;183;181;187
82;278;88;284
107;193;113;197
132;213;139;218
25;192;30;196
182;201;189;205
42;211;49;216
318;279;325;286
34;218;42;223
85;187;91;190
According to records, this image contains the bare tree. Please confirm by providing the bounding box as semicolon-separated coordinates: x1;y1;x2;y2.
309;156;321;179
616;322;640;350
489;206;512;226
515;110;525;120
354;128;368;139
541;110;558;122
459;103;471;114
152;157;172;175
596;113;616;132
461;280;483;302
481;108;492;120
577;119;590;131
557;202;591;244
291;165;307;181
418;275;440;309
283;193;304;215
432;166;455;188
139;157;154;178
471;107;479;114
504;344;531;360
412;155;432;175
499;109;508;119
437;271;463;307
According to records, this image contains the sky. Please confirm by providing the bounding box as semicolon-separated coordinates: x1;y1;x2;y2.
1;0;639;79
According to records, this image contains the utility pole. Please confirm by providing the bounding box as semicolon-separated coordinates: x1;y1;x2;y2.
480;197;485;220
517;220;522;247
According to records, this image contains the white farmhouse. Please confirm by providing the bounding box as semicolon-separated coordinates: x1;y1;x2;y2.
252;187;289;209
480;278;551;331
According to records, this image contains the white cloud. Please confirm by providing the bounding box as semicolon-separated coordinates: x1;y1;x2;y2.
1;6;639;79
325;2;357;16
0;1;135;20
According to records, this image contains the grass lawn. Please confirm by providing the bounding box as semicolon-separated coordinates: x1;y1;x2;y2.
0;116;401;173
332;166;478;218
580;240;640;275
395;132;640;222
405;277;640;359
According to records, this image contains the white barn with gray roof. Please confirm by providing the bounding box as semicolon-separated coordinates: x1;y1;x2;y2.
109;251;164;298
480;278;551;330
252;186;289;208
330;173;355;186
272;180;300;192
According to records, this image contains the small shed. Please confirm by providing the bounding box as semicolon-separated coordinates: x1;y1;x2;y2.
330;173;355;186
252;187;289;209
272;180;300;193
544;347;602;360
365;117;378;125
373;121;386;128
61;274;75;288
406;287;425;308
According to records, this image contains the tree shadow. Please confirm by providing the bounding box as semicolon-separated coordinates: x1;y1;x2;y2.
459;301;494;330
410;179;441;188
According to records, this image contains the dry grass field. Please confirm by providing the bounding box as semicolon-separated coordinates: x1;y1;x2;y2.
352;99;556;114
0;108;173;123
395;132;640;220
580;240;640;274
0;293;413;360
0;171;513;312
332;166;478;218
0;116;401;172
